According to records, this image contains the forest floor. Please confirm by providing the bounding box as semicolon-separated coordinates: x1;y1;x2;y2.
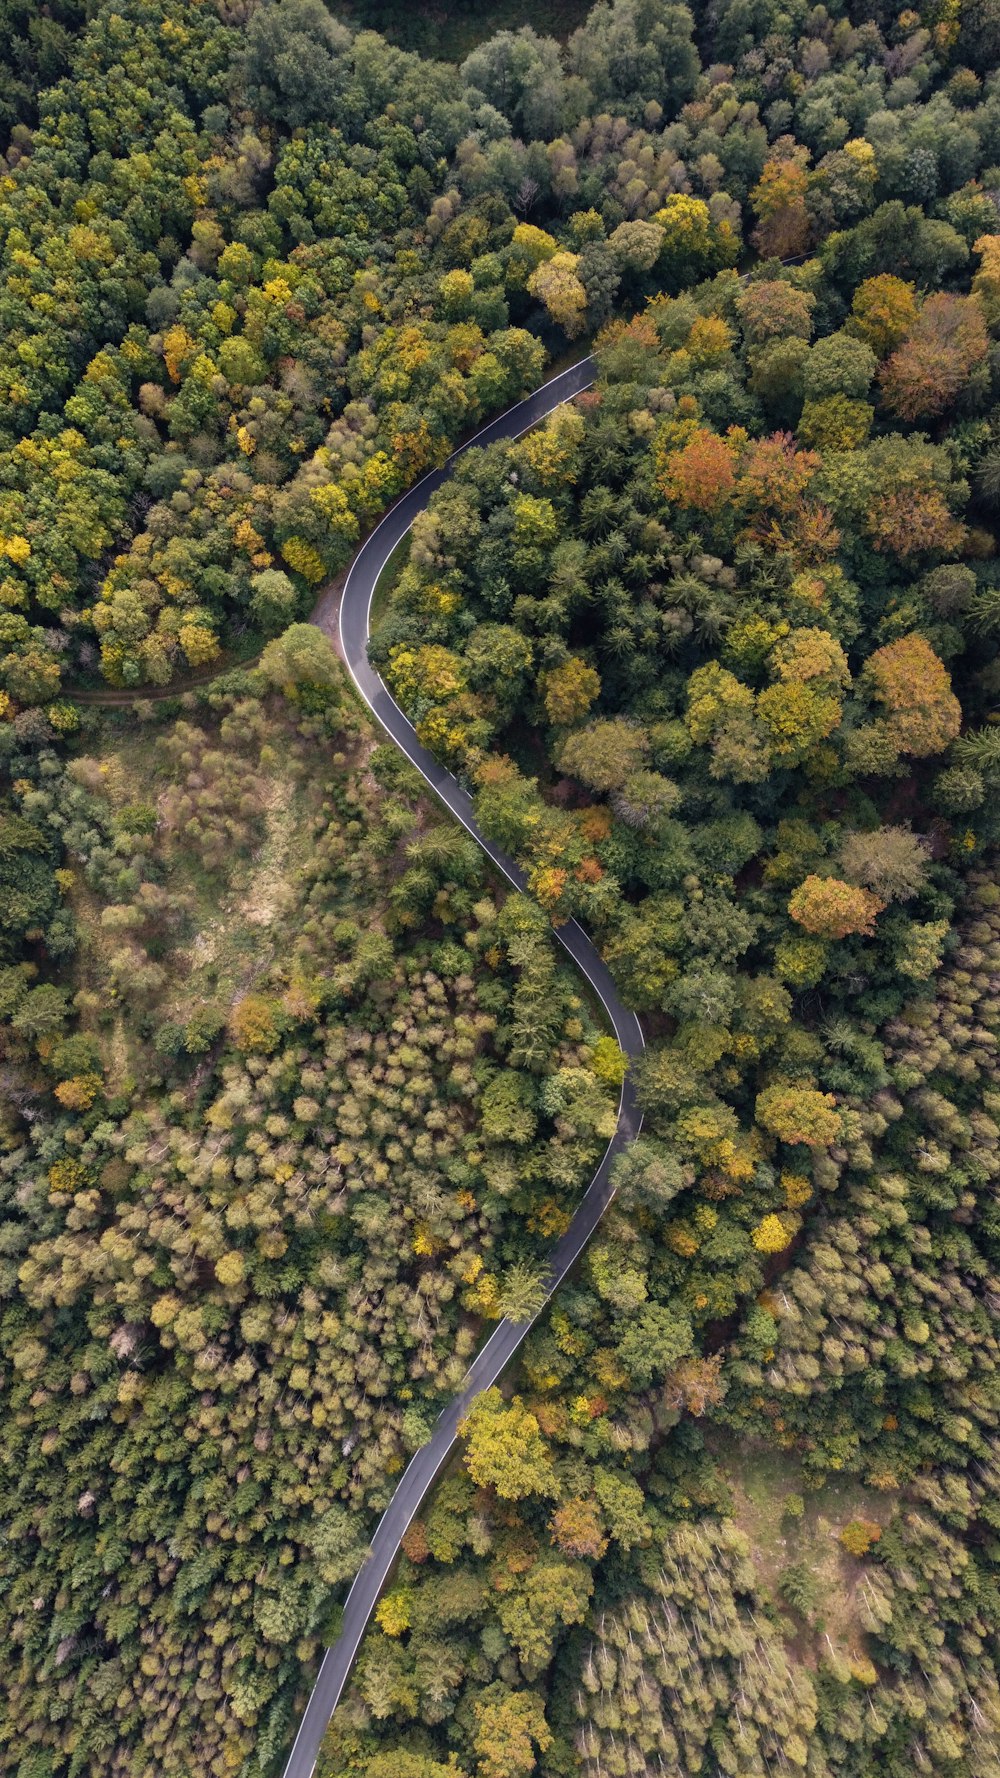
331;0;593;60
368;532;410;634
712;1434;897;1672
68;701;320;1088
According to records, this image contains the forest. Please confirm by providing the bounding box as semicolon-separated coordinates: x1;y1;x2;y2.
5;0;1000;1775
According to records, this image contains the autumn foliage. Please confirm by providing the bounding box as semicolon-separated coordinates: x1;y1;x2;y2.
865;634;962;757
460;1390;557;1500
10;5;1000;1775
850;274;919;357
865;482;967;558
788;874;884;939
542;657;600;725
658;425;736;511
755;1083;842;1148
750;148;812;259
550;1496;609;1559
880;293;989;422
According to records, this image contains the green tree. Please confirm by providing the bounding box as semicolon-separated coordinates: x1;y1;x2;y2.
259;624;341;696
240;0;351;127
250;569;299;635
556;718;647;793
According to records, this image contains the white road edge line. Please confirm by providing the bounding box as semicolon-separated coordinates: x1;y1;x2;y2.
283;360;644;1778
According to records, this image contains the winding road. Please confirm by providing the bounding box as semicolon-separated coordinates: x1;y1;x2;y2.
282;361;645;1778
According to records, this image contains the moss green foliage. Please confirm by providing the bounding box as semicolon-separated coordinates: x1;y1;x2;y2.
0;657;619;1774
8;0;1000;1774
0;0;92;144
321;0;1000;1773
336;0;595;64
327;873;1000;1766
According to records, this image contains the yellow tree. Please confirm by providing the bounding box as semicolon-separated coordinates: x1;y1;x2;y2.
653;193;738;283
751;1213;794;1253
849;274;919;357
510;222;559;277
527;252;588;337
750;146;811;257
542;657;600;724
474;1686;553;1778
864;633;962;758
755;1083;842;1147
518;405;585;488
788;874;883;939
757;679;842;764
459;1388;557;1499
973;233;1000;327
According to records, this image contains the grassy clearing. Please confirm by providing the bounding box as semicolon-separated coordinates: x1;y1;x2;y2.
67;700;321;1084
712;1435;897;1670
331;0;593;61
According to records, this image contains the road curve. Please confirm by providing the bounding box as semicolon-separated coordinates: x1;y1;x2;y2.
283;362;645;1778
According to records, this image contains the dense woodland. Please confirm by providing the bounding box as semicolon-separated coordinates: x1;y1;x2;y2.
6;0;1000;1776
3;644;622;1776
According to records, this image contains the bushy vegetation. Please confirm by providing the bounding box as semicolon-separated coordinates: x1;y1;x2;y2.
321;875;1000;1778
0;0;740;712
1;641;619;1775
320;0;1000;1776
334;0;596;64
7;0;1000;1775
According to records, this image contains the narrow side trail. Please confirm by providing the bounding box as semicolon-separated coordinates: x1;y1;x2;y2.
287;360;645;1778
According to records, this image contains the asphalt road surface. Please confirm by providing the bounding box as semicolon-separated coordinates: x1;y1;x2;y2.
283;360;645;1778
